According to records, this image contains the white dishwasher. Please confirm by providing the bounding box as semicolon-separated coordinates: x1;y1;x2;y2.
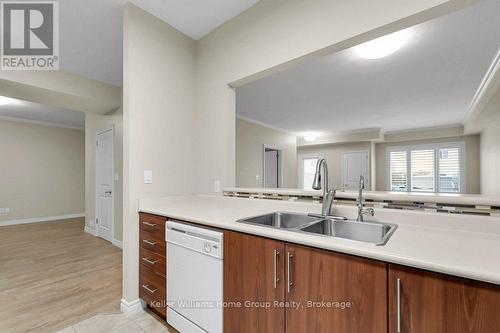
166;221;223;333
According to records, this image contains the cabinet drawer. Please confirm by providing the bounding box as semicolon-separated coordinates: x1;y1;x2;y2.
139;265;166;317
140;229;166;256
139;213;166;236
140;246;166;277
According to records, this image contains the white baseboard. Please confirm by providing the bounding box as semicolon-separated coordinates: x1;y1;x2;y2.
85;227;122;250
84;225;98;236
0;213;85;227
112;238;123;249
120;298;144;315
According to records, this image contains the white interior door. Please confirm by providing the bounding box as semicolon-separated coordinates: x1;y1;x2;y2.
342;151;369;190
264;149;280;188
96;128;114;242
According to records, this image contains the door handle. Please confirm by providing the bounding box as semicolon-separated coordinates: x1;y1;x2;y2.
105;191;112;195
273;250;280;289
142;239;156;246
142;221;157;227
396;278;402;333
287;252;293;293
142;284;157;294
142;257;158;265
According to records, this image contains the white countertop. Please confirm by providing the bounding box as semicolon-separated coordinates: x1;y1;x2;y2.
139;194;500;285
223;187;500;207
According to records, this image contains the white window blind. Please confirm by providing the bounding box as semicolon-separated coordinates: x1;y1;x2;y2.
389;151;407;192
410;149;435;192
387;142;464;193
439;148;461;193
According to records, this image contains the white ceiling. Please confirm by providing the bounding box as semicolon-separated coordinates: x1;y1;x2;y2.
236;0;500;137
60;0;258;86
0;98;85;129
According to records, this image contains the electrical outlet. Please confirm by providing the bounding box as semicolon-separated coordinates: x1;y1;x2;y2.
213;180;221;193
0;208;10;214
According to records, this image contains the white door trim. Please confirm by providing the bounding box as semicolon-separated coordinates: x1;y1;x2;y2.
95;125;114;242
341;150;370;191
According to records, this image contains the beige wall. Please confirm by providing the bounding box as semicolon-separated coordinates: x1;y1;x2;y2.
236;118;297;188
85;110;123;241
123;0;470;303
0;119;84;223
123;4;196;301
480;116;500;196
298;142;372;190
194;0;466;194
375;135;481;193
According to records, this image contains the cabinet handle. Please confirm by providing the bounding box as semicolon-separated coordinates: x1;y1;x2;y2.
273;250;280;289
142;221;157;227
397;278;401;333
142;284;157;294
287;252;293;293
142;239;156;246
142;257;158;265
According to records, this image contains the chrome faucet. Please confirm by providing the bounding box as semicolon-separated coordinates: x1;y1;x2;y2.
357;175;374;222
312;159;336;217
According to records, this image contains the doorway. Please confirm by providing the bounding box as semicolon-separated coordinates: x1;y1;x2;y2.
341;150;370;190
263;145;282;188
95;126;114;242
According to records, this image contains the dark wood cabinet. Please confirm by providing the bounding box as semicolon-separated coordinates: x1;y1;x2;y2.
223;232;387;333
389;264;500;333
285;244;387;333
224;231;286;333
138;213;167;318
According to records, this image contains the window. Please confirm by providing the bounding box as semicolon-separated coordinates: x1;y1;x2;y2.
298;154;324;190
387;142;465;193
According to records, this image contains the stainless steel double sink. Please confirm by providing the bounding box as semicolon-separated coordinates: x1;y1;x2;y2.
237;212;397;246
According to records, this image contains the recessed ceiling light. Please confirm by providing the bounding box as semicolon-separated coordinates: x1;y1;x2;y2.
354;29;411;60
0;96;19;106
304;135;316;142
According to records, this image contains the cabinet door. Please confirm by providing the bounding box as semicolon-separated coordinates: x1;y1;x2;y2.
389;264;500;333
285;244;387;333
224;231;286;333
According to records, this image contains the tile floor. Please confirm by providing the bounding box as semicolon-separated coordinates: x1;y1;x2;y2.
56;309;177;333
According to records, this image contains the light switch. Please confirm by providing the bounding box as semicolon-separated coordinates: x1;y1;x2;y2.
114;173;119;181
213;180;221;193
144;170;153;184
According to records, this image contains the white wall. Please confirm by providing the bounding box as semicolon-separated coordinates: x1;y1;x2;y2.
123;4;196;302
236;118;297;188
122;0;472;304
0;119;85;223
480;116;500;196
85;110;123;241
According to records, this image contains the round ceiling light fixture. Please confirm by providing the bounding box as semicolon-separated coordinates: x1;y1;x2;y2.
355;29;411;60
303;134;317;142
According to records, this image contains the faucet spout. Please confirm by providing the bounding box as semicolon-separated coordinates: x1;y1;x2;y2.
357;175;374;221
312;159;335;216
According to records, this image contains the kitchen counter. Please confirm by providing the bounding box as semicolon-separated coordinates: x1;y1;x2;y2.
139;194;500;286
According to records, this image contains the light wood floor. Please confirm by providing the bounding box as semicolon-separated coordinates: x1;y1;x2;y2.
0;218;122;333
